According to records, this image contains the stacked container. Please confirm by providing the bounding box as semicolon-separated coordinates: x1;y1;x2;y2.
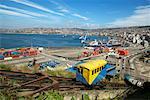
0;54;4;60
118;49;129;56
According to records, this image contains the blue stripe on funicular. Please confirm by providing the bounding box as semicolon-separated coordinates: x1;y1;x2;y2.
66;67;77;73
92;67;107;85
76;71;88;85
66;62;84;73
105;64;116;76
105;64;115;69
107;69;116;76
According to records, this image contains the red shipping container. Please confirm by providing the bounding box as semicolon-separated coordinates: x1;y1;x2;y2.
12;55;20;58
118;49;129;56
103;48;109;52
29;50;37;56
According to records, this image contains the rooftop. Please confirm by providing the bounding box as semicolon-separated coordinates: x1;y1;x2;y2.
76;59;107;70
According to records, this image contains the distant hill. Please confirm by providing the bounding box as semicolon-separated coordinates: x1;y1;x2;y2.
0;25;150;34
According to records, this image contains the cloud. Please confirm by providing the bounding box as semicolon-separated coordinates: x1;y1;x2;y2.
136;5;150;9
0;4;46;17
0;8;33;18
72;13;89;20
10;0;64;16
80;23;100;29
59;8;69;13
108;5;150;27
49;0;89;20
49;0;59;6
49;0;70;13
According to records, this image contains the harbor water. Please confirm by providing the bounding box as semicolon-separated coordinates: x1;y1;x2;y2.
0;33;109;49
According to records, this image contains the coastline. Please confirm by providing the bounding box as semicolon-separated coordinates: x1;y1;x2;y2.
0;32;60;35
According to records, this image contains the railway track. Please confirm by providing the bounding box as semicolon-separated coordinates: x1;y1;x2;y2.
112;47;149;99
123;47;150;82
112;86;138;100
0;70;128;96
1;48;148;97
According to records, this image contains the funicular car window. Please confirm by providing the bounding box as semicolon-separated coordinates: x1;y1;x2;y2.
97;68;99;72
95;69;96;73
92;70;94;75
81;68;83;74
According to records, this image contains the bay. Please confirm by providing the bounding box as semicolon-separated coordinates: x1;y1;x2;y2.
0;33;109;49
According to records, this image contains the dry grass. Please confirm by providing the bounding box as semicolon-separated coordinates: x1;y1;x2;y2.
44;69;75;78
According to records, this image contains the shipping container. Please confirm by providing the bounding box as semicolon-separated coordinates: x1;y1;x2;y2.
11;51;20;55
118;49;129;56
103;48;109;52
12;55;20;58
0;54;4;60
4;57;12;60
3;51;11;57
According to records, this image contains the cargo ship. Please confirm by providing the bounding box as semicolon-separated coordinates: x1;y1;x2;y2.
106;39;122;47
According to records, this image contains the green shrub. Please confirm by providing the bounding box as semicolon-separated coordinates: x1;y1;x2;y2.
36;91;63;100
71;96;76;100
0;90;17;100
0;64;11;71
82;94;90;100
46;70;74;78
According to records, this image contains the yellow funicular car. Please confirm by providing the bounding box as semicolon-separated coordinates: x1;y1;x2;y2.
75;59;116;86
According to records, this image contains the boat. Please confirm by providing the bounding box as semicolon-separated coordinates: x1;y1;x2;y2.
79;35;84;40
62;34;67;37
79;35;87;40
88;39;99;46
106;39;122;47
83;39;101;49
80;35;87;44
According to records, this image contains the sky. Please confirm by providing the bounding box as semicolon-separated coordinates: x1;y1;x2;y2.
0;0;150;29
